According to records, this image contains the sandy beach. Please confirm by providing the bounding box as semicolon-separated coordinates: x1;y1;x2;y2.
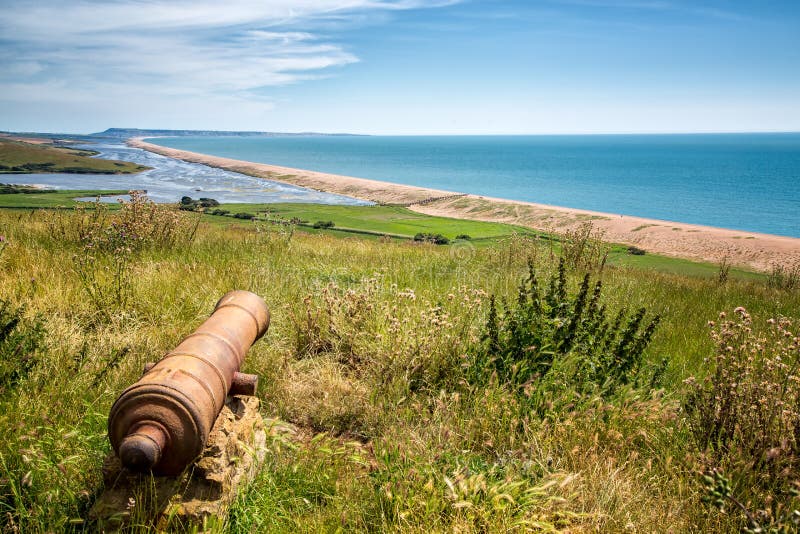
130;138;800;271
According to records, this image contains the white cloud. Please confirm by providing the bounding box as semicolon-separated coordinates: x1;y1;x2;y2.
0;0;458;131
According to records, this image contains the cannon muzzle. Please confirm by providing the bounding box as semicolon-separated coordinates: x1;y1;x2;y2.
108;290;270;475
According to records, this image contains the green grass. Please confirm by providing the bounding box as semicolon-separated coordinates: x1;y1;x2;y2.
203;203;764;281
0;188;764;281
0;138;149;174
0;189;129;208
0;201;797;532
218;202;534;241
606;243;763;280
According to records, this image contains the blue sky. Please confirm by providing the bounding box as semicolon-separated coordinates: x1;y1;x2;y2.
1;0;798;134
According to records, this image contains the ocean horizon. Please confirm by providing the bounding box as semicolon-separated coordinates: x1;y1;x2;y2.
149;133;800;238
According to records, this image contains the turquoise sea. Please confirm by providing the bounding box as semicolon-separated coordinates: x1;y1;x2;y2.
149;134;800;238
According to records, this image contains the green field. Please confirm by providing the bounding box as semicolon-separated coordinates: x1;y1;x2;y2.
218;202;766;279
0;138;149;174
0;188;129;208
218;202;535;240
0;188;763;281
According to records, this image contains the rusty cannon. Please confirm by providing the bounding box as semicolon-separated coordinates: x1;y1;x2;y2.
108;290;270;475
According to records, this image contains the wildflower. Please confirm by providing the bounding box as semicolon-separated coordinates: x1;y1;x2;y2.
0;235;5;242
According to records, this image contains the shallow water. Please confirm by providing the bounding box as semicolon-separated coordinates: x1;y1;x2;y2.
14;142;371;206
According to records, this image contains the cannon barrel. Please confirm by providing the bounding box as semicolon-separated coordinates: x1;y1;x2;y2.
108;290;270;475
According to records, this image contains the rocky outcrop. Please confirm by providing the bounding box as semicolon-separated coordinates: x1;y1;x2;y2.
90;395;274;531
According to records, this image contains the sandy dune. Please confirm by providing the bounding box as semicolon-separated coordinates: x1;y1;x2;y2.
130;138;800;271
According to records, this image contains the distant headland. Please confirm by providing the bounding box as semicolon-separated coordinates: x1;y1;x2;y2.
0;128;366;141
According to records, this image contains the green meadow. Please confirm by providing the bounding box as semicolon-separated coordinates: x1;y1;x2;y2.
217;202;525;241
1;192;797;532
0;187;764;280
0;188;129;208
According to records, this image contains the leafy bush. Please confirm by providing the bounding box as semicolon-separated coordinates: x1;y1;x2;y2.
198;197;219;207
474;259;660;400
414;233;450;245
233;212;255;220
179;196;220;210
455;234;471;240
627;246;646;256
210;208;230;216
313;220;335;229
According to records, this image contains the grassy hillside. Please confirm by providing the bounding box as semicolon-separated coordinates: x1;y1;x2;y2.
1;196;798;532
0;138;149;174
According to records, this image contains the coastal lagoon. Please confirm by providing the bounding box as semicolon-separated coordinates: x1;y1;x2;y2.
151;133;800;237
16;142;370;206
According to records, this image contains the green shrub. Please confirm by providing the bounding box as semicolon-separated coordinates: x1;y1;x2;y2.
179;196;220;210
233;212;255;220
473;258;660;400
198;198;219;207
312;220;335;229
627;246;646;256
455;234;471;240
414;232;450;245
